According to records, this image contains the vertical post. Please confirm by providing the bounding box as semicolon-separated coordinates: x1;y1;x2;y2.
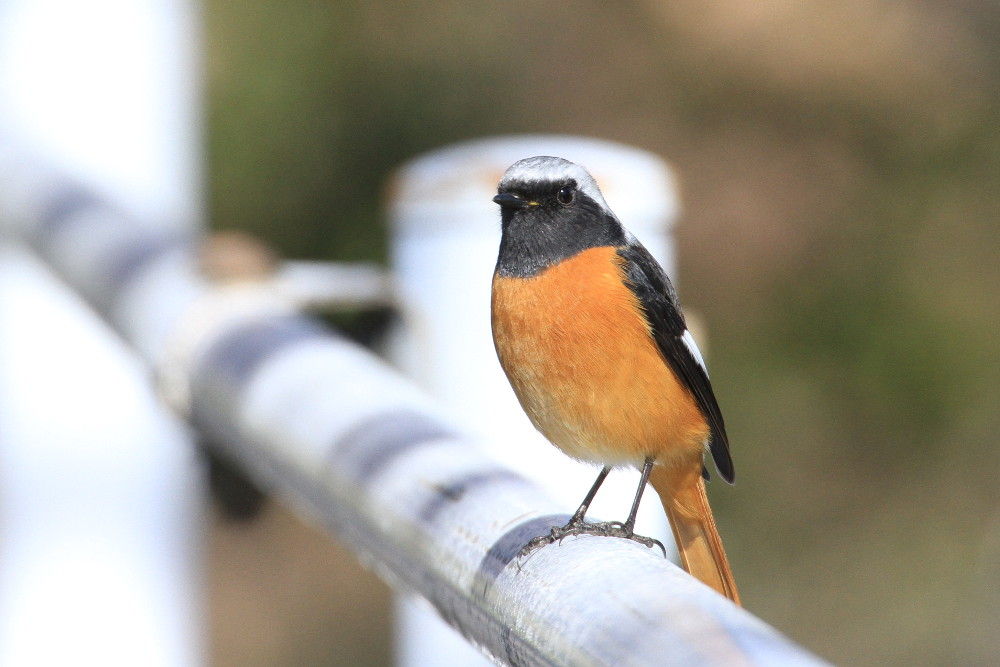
387;135;679;666
0;248;203;666
0;0;201;227
0;1;202;664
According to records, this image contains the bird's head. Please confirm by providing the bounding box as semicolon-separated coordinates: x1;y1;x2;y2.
493;156;626;277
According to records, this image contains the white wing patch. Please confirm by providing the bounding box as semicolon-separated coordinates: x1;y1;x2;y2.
681;329;709;377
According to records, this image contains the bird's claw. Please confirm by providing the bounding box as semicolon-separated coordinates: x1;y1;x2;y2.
518;519;667;557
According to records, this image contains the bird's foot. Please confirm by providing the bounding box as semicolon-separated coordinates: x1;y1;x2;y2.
519;518;666;557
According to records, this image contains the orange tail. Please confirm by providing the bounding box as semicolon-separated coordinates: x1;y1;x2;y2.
649;465;741;605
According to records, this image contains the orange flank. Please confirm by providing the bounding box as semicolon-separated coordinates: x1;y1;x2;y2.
491;245;740;603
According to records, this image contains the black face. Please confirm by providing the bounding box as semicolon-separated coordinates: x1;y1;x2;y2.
494;178;625;278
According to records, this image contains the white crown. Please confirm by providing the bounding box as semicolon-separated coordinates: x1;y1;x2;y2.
499;156;612;213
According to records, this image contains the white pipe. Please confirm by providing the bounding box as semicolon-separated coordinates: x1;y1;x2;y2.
0;1;202;663
0;161;822;666
387;136;680;666
0;0;202;228
0;246;203;666
274;260;394;310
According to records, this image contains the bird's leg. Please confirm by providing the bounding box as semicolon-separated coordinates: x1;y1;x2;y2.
519;460;665;557
609;457;666;555
566;466;611;526
520;466;610;554
622;457;654;534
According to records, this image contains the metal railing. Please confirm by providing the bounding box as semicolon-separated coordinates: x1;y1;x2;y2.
0;142;824;665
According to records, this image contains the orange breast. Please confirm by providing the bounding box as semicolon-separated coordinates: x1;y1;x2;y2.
491;246;709;467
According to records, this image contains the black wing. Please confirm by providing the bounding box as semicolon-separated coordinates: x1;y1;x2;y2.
617;243;735;483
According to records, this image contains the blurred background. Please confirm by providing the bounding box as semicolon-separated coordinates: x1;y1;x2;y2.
203;1;998;665
1;1;996;665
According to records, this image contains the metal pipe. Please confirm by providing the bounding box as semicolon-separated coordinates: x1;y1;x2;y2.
0;0;202;663
0;151;823;665
0;246;203;666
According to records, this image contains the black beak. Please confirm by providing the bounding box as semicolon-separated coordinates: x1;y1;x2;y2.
493;192;529;209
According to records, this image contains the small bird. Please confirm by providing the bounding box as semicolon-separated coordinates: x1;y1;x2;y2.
490;156;740;604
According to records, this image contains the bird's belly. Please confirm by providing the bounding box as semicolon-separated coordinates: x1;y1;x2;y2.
491;246;708;467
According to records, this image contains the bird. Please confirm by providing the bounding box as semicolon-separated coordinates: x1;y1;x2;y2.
490;156;740;604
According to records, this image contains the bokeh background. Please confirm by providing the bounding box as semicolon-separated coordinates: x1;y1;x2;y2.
204;2;999;665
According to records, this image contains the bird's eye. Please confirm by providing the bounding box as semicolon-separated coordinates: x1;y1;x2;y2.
557;185;575;205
